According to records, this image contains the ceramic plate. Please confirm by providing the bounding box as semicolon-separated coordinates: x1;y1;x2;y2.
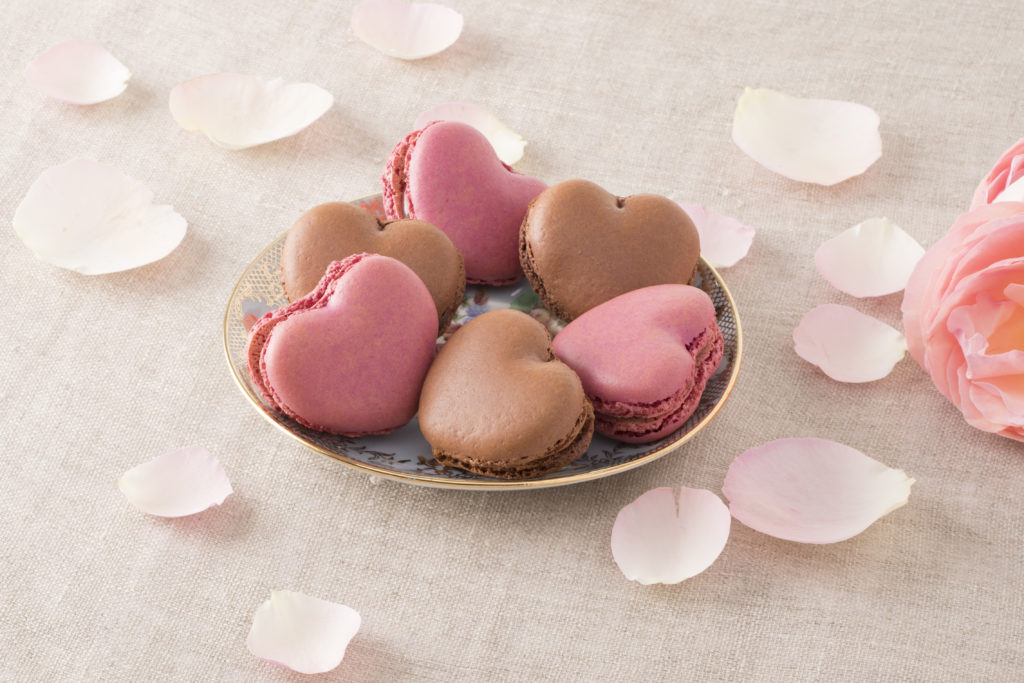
223;195;742;489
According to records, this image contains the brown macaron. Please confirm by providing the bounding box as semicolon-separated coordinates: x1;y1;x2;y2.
418;309;595;479
519;179;701;321
281;202;466;333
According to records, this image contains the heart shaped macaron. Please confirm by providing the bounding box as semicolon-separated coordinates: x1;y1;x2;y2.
552;284;724;443
520;179;701;321
247;253;438;436
418;309;594;479
281;202;465;333
382;120;547;285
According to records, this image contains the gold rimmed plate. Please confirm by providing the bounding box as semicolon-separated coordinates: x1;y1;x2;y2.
223;194;742;489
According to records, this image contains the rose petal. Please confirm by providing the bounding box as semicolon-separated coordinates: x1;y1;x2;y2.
351;0;463;60
610;487;730;585
118;446;232;518
994;176;1024;204
169;73;333;150
924;257;1024;416
24;39;130;104
247;590;361;674
13;158;187;275
793;304;907;382
678;204;755;268
971;138;1024;207
902;203;1024;367
815;217;925;297
414;103;525;164
723;438;914;544
731;87;882;186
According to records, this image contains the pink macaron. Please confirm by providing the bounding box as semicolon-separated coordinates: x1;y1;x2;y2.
246;253;438;436
382;120;547;285
551;284;725;443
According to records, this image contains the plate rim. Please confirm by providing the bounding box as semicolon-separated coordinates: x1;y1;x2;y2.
222;195;744;490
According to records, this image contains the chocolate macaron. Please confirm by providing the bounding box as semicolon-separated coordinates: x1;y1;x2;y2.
418;308;595;479
519;179;701;321
281;201;465;333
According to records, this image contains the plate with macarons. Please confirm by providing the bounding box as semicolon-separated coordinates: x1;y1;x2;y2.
223;121;742;489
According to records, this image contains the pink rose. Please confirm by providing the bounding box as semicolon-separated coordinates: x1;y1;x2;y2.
902;203;1024;441
971;138;1024;208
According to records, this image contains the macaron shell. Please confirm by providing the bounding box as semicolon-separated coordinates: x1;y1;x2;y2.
418;308;593;477
280;201;465;331
520;179;701;320
553;285;717;405
384;121;547;284
252;253;438;435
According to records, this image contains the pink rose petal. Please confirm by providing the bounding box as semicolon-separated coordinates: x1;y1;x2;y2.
247;590;361;674
351;0;463;60
118;446;232;518
414;103;525;164
678;204;755;268
902;203;1024;367
610;487;730;585
25;39;130;104
815;217;924;297
170;73;333;150
732;87;882;186
949;296;1024;436
924;258;1024;425
793;304;907;382
13;158;187;275
971;138;1024;207
723;438;914;544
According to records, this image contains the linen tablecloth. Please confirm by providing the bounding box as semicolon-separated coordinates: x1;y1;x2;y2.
2;0;1022;679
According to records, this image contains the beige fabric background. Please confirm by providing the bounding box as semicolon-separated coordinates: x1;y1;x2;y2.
2;0;1022;680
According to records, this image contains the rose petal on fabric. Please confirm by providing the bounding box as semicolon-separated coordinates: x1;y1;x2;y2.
169;73;333;150
610;487;730;585
118;446;232;518
723;438;914;544
13;158;187;275
413;103;525;164
678;204;755;268
793;304;907;382
24;39;130;104
731;87;882;186
351;0;463;60
815;217;925;297
247;590;361;674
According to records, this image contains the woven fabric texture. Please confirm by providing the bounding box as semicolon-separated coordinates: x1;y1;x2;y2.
2;0;1022;680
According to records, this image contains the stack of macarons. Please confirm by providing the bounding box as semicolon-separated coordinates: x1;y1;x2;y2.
244;119;726;480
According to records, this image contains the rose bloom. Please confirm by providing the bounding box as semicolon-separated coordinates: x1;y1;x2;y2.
902;202;1024;441
972;138;1024;208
